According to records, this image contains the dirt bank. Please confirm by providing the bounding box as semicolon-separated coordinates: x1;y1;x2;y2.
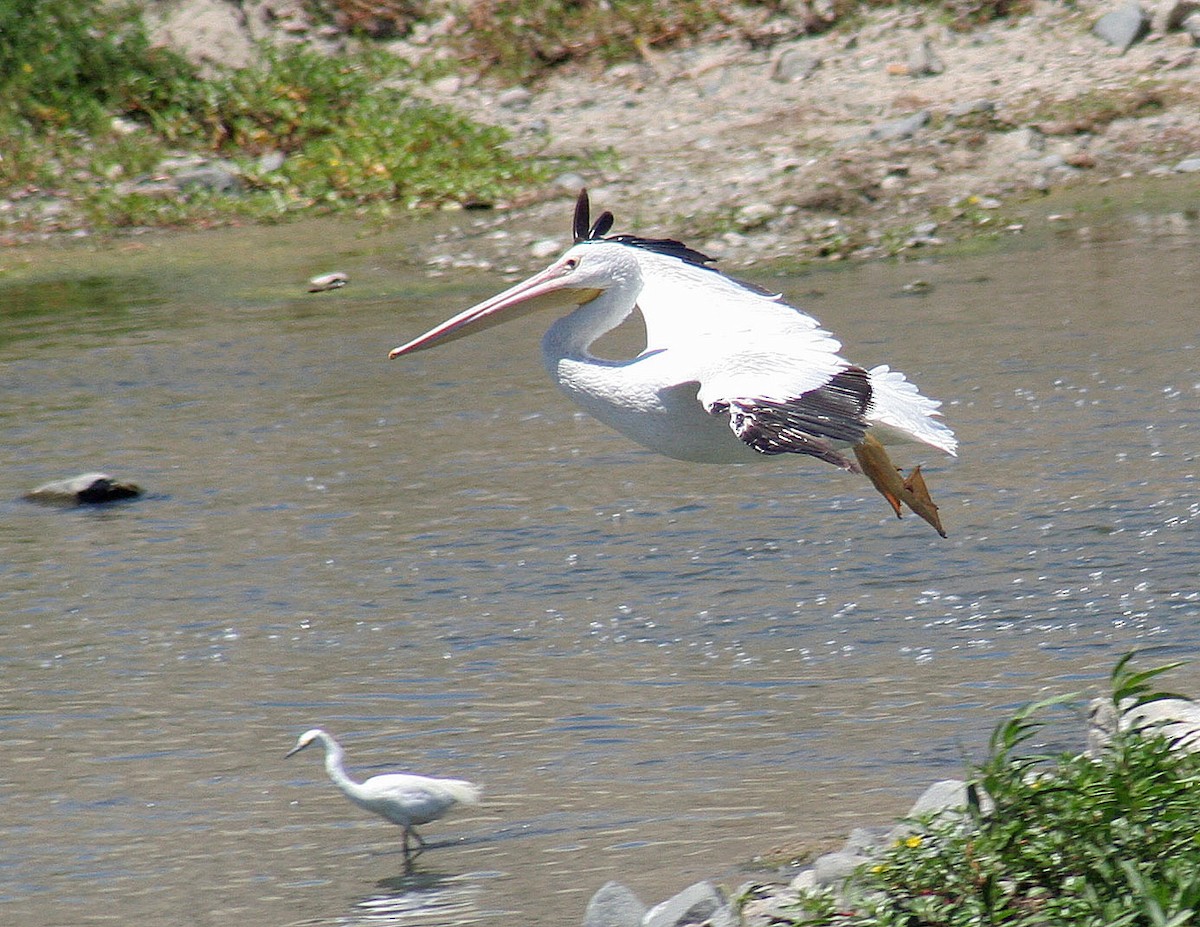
401;0;1200;268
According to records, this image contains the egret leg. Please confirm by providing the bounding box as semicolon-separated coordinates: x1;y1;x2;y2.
853;434;947;538
402;826;428;858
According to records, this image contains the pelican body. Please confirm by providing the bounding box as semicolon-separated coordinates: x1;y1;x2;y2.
391;191;956;534
285;728;481;856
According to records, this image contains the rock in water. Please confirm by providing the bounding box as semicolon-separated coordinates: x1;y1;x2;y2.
25;473;142;506
307;271;349;292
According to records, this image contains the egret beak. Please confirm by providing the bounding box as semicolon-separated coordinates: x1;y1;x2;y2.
389;259;600;358
284;743;306;759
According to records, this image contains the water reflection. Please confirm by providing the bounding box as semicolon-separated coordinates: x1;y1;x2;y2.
0;214;1198;926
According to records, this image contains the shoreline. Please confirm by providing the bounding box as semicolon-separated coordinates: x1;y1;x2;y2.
4;1;1200;272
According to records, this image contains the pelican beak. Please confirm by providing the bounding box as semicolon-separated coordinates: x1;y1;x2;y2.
389;259;599;358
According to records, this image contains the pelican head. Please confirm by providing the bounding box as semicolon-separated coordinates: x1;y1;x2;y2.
388;190;710;359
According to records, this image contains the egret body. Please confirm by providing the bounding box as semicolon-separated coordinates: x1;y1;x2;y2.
390;191;955;535
285;728;481;856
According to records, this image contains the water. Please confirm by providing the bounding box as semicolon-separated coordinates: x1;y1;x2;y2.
2;212;1198;926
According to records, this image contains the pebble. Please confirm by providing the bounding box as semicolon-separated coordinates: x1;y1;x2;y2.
907;38;945;76
868;109;931;141
496;86;533;110
1183;13;1200;42
530;238;563;259
770;47;821;82
946;98;996;118
173;163;242;194
1173;156;1200;171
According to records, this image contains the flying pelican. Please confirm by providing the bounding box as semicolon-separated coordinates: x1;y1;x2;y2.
285;728;482;857
390;191;956;535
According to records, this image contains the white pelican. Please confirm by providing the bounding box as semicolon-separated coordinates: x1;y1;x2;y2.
285;728;482;857
391;191;956;535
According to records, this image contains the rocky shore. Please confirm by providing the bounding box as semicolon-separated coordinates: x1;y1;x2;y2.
10;1;1200;267
582;695;1200;927
413;0;1200;269
133;0;1200;272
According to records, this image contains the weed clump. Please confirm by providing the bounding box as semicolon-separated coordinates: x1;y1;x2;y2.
0;1;543;234
785;654;1200;927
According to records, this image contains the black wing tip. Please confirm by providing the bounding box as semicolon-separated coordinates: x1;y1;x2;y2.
568;188;717;268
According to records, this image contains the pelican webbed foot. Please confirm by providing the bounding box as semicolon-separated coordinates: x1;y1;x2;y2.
853;434;947;538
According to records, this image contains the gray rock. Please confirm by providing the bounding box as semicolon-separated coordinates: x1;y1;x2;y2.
145;0;256;72
257;150;286;173
553;172;588;194
173;164;242;194
1163;0;1200;30
25;473;142;506
1183;11;1200;42
843;825;894;854
497;86;533;110
530;238;564;259
947;98;996;119
735;202;777;230
906;779;968;817
810;850;865;887
584;881;646;927
1088;696;1200;754
1173;156;1200;172
907;38;944;76
869;110;931;141
771;48;822;83
1092;3;1151;52
643;881;725;927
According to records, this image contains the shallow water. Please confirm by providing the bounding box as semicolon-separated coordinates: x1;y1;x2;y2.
2;211;1198;926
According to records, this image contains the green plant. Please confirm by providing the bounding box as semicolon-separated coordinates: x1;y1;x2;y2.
0;0;196;129
786;654;1200;927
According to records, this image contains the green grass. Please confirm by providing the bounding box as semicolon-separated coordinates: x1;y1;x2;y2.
0;1;546;234
0;0;1051;236
781;654;1200;927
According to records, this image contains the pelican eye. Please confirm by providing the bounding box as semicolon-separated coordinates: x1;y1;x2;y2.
564;257;579;270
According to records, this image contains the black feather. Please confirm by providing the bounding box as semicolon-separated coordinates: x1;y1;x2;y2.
573;189;591;243
722;367;874;471
569;189;716;268
590;211;614;239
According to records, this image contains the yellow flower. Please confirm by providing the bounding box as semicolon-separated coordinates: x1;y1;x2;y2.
905;835;923;848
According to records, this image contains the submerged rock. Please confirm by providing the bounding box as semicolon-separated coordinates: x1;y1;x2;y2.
25;472;142;506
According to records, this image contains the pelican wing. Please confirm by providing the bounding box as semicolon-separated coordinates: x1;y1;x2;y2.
700;365;872;470
633;253;842;351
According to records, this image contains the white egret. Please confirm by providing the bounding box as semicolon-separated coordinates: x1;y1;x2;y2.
285;728;482;856
390;190;956;535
